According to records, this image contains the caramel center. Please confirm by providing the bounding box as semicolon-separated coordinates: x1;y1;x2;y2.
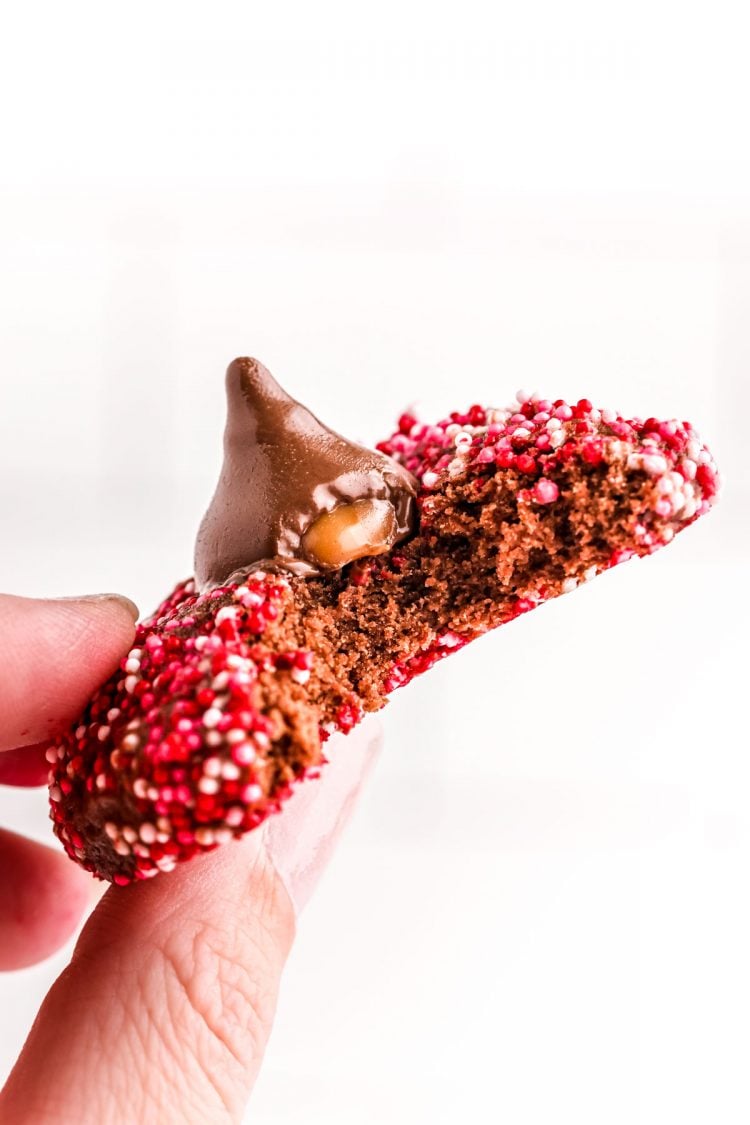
303;499;398;568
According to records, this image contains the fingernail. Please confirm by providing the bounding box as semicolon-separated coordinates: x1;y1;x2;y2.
55;593;140;622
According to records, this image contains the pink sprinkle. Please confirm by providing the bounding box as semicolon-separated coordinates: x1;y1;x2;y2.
532;478;559;504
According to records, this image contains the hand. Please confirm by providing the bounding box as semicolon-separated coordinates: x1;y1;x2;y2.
0;592;380;1123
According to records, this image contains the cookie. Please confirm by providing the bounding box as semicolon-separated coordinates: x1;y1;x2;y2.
49;363;719;882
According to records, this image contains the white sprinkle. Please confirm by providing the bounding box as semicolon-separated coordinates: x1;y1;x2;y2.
254;732;271;750
546;417;562;431
202;707;223;729
216;606;238;625
203;757;222;777
45;746;58;763
156;832;170;843
513;427;531;440
656;474;674;494
226;728;247;744
214;828;233;846
601;408;616;423
195;828;215;846
49;786;62;802
681;458;697;480
515;388;533;404
548;431;565;449
139;823;157;844
583;566;598;581
221;761;241;780
75;725;87;740
422;471;439;488
157;857;176;871
454;430;472;447
97;725;111;742
232;741;256;765
96;774;107;790
124;675;138;693
113;839;131;856
121;733;140;751
124;658;141;674
148;786;160;801
104;822;119;840
212;672;230;691
133;778;149;799
198;776;220;795
107;708;121;722
206;731;223;747
245;784;263;802
194;635;209;651
291;667;311;685
225;807;244;827
562;577;578;593
122;826;138;844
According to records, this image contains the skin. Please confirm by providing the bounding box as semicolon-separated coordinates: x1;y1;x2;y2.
0;593;379;1123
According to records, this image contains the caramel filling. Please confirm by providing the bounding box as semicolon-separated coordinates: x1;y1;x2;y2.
303;499;398;568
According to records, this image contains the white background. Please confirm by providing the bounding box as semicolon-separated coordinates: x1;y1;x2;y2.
1;2;748;1122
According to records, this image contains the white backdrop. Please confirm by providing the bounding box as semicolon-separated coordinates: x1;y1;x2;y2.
1;3;748;1123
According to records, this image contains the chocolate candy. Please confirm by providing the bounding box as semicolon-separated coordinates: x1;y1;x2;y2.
194;358;417;587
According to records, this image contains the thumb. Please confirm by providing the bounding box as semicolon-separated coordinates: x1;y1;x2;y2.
0;719;382;1124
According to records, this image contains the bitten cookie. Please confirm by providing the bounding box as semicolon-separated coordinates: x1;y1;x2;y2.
48;362;719;882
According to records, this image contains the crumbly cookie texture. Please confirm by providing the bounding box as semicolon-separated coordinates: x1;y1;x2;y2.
49;392;719;882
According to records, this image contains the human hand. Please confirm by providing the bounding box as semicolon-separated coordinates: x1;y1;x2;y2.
0;592;381;1123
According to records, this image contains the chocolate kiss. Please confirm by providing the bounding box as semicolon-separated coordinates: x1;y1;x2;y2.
194;358;417;589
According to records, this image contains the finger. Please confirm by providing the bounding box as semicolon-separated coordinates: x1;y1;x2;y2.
0;743;50;787
263;718;384;911
0;829;91;971
0;593;139;751
0;720;383;1123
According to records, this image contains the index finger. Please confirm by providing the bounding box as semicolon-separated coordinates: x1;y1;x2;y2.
0;593;138;752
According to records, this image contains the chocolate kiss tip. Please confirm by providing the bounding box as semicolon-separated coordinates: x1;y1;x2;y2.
226;356;289;404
